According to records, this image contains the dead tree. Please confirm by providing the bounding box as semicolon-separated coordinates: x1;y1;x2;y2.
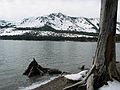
87;0;120;89
64;0;120;90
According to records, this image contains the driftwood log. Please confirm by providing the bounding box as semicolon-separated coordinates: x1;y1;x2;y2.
23;58;63;77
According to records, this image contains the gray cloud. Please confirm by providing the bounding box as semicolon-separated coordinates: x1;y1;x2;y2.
0;0;119;21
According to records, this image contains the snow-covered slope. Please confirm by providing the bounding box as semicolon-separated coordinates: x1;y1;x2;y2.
16;13;120;34
0;20;16;34
0;20;15;28
17;13;98;33
0;28;30;36
0;13;120;37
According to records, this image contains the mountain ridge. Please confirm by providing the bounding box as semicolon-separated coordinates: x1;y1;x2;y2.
0;13;120;41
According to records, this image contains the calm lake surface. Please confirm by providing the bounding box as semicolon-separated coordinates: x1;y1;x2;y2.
0;40;120;90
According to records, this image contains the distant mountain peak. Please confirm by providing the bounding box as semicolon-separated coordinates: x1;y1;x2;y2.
0;13;120;37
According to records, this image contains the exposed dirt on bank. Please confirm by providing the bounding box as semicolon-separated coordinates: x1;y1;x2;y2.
34;76;85;90
33;62;120;90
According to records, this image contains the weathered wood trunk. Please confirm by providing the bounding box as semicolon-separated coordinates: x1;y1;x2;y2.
23;58;63;77
63;0;120;90
87;0;120;90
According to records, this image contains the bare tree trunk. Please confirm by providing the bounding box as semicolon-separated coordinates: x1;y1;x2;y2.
64;0;120;90
87;0;120;89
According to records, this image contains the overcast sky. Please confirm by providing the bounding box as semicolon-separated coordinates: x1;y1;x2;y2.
0;0;120;21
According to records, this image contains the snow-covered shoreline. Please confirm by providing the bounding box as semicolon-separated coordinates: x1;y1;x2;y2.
19;70;120;90
19;76;58;90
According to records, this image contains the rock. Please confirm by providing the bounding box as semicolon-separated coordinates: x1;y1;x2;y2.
47;68;62;75
116;61;120;63
23;58;63;77
23;58;44;77
80;65;85;71
78;65;89;71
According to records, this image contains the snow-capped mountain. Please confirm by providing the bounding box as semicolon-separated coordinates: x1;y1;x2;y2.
0;13;120;39
0;20;15;28
17;13;99;33
0;20;16;34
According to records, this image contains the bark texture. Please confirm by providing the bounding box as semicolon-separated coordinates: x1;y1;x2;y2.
87;0;120;89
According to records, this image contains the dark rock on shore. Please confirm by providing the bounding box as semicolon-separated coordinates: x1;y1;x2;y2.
23;58;63;77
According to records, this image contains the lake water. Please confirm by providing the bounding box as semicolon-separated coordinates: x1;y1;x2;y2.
0;40;120;90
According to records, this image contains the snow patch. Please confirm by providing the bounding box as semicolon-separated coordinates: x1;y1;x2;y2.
64;70;88;81
98;80;120;90
0;28;31;36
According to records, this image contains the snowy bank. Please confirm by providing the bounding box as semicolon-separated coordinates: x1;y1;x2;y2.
64;70;88;81
98;80;120;90
19;77;58;90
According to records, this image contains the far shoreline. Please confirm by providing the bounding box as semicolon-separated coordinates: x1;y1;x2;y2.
1;38;120;43
0;35;98;42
